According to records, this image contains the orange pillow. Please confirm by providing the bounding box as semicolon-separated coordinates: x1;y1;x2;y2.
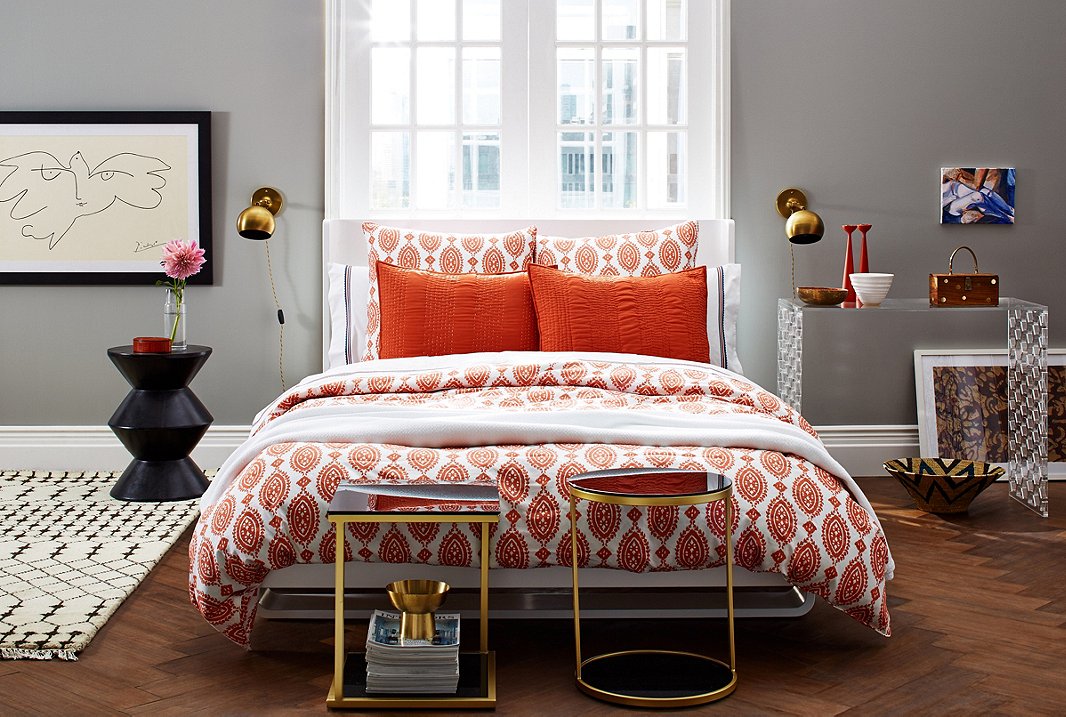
528;264;710;363
376;262;539;359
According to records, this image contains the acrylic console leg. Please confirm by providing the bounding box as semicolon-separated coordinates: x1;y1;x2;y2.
1007;305;1049;517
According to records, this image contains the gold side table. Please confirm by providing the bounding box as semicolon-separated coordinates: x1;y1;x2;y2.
326;484;499;710
569;468;737;708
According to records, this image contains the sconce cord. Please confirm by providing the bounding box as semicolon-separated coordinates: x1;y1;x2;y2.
264;242;286;390
790;243;797;298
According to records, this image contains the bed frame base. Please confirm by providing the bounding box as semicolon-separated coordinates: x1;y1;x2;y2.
258;585;814;621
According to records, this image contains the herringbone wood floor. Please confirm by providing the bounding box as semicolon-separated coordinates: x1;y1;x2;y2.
1;479;1064;716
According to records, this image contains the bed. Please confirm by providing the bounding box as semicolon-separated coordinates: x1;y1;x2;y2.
188;219;893;648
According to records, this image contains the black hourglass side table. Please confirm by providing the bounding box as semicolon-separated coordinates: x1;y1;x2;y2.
107;345;213;501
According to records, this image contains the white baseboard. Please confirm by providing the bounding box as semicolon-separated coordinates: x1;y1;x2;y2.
816;425;919;477
0;424;1050;480
0;425;250;472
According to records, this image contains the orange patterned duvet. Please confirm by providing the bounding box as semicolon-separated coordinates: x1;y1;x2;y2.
189;352;892;647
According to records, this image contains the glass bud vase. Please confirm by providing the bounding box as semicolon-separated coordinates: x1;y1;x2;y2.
164;287;187;350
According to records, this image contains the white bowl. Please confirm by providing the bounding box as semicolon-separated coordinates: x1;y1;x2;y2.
849;273;893;306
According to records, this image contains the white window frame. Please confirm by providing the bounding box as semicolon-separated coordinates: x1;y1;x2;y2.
325;0;729;220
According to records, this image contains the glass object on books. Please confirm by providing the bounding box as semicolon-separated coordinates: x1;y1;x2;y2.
557;0;595;41
417;0;455;41
462;0;500;41
647;0;686;41
371;48;410;124
602;0;640;41
417;48;456;125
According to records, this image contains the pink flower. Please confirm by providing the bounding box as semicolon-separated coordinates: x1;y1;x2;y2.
161;240;207;281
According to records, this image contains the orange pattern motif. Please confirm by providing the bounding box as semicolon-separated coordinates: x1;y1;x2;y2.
189;359;891;648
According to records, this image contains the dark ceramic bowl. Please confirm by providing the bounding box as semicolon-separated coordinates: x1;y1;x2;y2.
883;457;1004;514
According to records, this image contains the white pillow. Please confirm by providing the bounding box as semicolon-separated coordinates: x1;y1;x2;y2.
326;262;370;369
706;263;743;374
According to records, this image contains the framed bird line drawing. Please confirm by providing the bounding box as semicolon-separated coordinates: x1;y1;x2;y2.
0;111;212;285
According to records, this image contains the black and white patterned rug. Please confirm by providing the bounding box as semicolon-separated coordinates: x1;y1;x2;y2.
0;470;201;660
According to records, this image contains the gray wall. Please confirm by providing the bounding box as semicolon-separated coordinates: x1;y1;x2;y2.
0;0;324;424
2;0;1064;428
732;0;1066;424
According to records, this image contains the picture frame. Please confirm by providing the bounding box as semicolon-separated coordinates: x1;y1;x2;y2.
940;167;1015;225
0;111;212;285
914;349;1066;476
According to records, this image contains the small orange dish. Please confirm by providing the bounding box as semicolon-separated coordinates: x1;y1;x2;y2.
132;336;172;353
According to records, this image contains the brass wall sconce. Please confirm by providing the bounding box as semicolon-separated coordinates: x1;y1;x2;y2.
776;188;825;298
775;188;824;245
236;187;284;240
236;186;287;388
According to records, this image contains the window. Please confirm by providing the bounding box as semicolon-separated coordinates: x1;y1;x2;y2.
327;0;728;218
366;0;503;210
554;0;684;210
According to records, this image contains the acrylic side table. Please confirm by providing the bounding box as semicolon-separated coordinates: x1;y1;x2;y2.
777;297;1049;517
107;345;213;502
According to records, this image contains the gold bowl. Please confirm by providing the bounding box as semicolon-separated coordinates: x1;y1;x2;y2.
797;286;847;306
883;457;1004;514
386;579;450;641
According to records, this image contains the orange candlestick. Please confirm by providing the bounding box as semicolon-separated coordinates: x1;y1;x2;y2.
857;223;871;273
842;225;857;304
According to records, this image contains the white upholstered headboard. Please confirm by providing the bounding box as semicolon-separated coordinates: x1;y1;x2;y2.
321;218;736;370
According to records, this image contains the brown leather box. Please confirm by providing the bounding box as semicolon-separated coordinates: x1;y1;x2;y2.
929;246;999;307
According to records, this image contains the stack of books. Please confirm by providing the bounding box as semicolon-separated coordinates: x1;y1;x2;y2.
364;609;461;694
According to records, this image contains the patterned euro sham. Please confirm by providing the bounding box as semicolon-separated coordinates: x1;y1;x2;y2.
360;223;537;362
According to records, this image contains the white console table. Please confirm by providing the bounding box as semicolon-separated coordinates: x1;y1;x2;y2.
777;297;1049;517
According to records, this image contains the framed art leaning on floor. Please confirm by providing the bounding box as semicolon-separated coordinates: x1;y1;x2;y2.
0;111;212;285
914;349;1066;475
